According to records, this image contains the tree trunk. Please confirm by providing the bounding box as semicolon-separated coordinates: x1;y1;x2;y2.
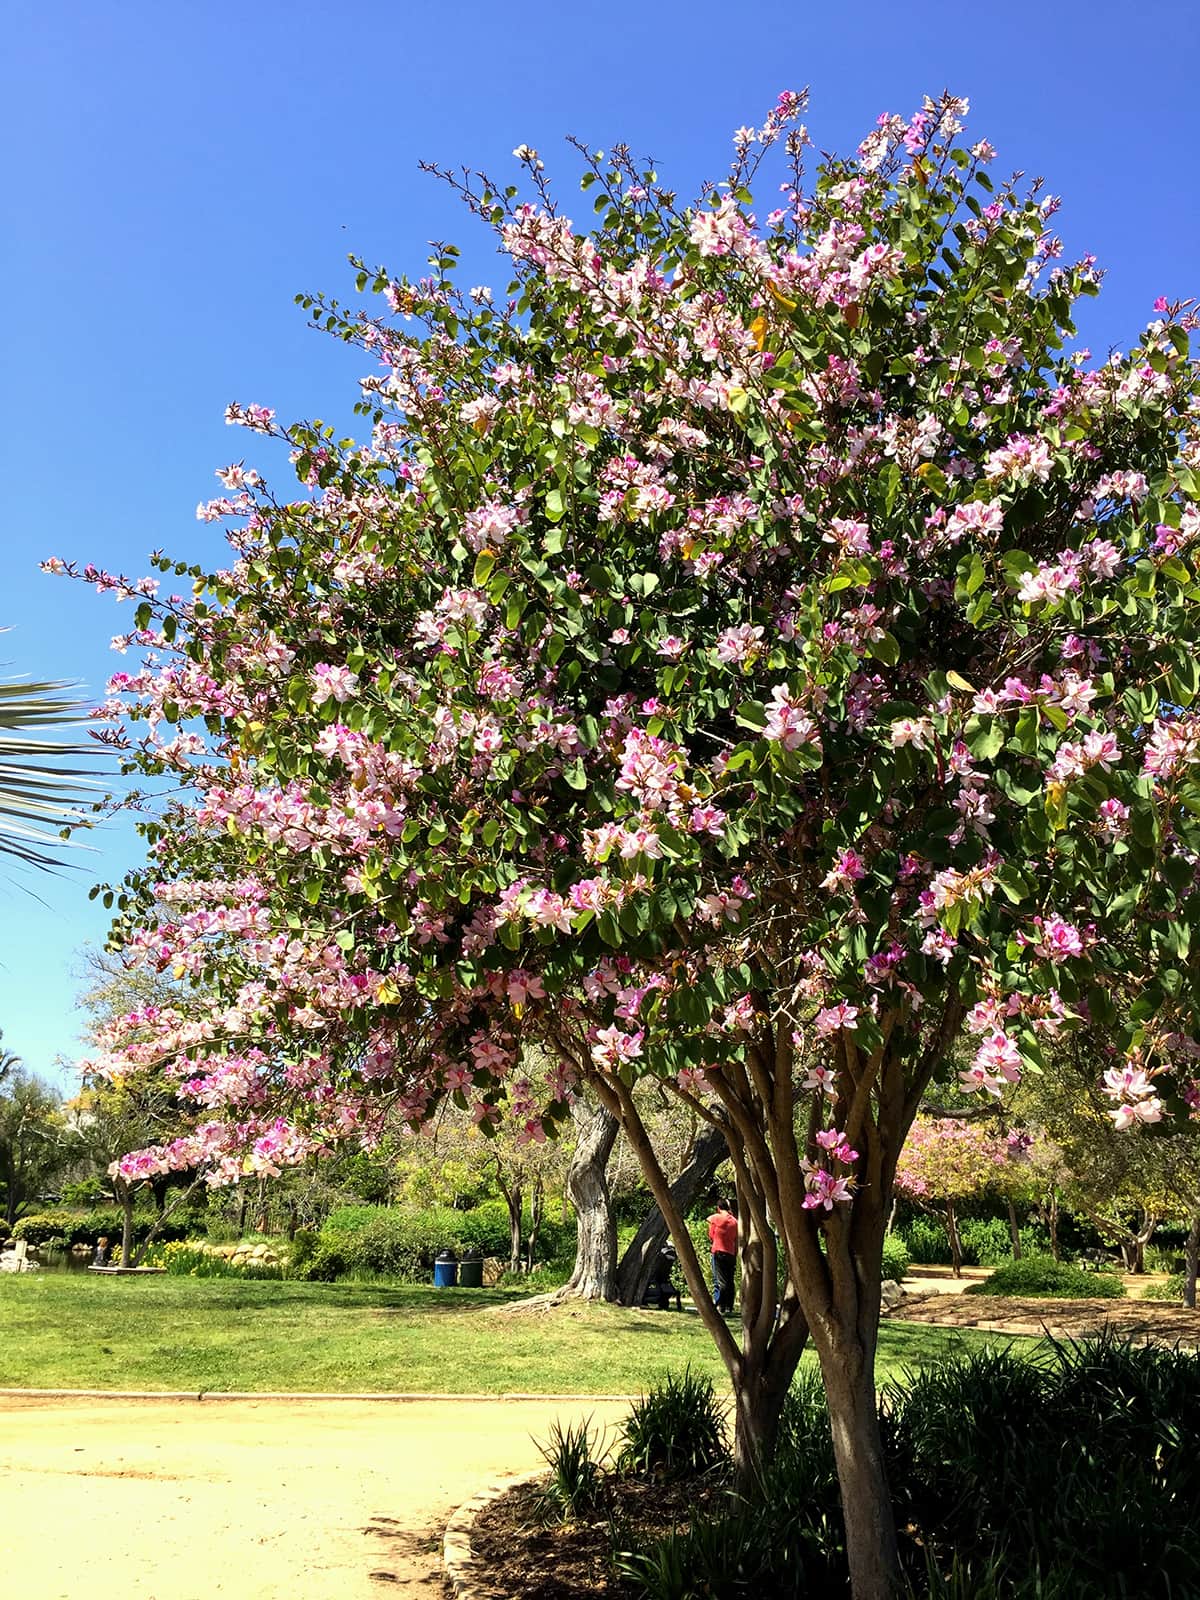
1184;1212;1200;1311
731;1359;797;1479
526;1175;545;1271
945;1198;962;1278
1049;1188;1060;1261
1007;1198;1022;1260
614;1124;727;1306
1117;1209;1157;1274
236;1186;248;1237
119;1183;135;1270
561;1099;619;1300
819;1333;903;1600
507;1186;522;1274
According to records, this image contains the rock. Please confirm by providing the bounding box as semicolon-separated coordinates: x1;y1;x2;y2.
880;1279;905;1310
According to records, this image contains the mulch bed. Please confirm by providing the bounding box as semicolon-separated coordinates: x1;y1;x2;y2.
465;1473;729;1600
891;1291;1200;1343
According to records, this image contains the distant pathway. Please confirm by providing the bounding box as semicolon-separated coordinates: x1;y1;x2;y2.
0;1393;630;1598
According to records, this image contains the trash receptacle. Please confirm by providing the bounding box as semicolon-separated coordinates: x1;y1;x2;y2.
458;1248;483;1288
433;1248;458;1288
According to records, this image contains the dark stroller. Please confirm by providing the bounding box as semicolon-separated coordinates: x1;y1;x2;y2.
644;1242;683;1310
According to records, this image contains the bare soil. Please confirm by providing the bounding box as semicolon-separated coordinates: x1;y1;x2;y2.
467;1475;724;1600
0;1393;629;1599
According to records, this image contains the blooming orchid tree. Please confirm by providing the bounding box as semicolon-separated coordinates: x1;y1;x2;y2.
56;91;1200;1596
893;1114;1017;1275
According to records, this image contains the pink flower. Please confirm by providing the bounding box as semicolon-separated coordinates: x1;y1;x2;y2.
814;1002;859;1037
974;1031;1022;1082
1027;915;1087;961
590;1026;644;1069
506;969;545;1006
311;663;360;706
815;1128;859;1164
820;849;866;893
890;717;933;749
763;684;821;753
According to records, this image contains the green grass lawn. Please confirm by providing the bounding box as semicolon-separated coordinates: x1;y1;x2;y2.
0;1274;1031;1394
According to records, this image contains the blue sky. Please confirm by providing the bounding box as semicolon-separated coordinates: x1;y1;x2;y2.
2;0;1197;1089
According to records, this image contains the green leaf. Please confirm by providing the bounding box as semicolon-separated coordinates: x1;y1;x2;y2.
544;488;566;523
734;702;767;732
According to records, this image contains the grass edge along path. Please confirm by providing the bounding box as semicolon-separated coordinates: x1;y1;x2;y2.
0;1276;1030;1395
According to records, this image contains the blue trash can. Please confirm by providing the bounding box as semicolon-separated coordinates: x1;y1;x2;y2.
433;1248;458;1288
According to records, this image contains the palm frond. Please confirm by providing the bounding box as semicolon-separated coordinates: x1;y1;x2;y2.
0;674;103;869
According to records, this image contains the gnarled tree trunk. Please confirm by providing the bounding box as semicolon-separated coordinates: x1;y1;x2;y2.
561;1099;619;1300
614;1124;727;1306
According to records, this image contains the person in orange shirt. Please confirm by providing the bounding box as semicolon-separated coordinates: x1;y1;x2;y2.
706;1197;738;1314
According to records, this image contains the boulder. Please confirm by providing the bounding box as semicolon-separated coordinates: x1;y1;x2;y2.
880;1278;905;1311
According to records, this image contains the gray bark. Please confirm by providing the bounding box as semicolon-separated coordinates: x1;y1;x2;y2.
561;1100;619;1300
119;1182;135;1269
945;1197;962;1277
822;1346;903;1599
614;1125;727;1306
1007;1197;1022;1260
1184;1212;1199;1310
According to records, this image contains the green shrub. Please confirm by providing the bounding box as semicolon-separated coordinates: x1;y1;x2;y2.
0;1218;10;1241
12;1211;77;1246
62;1209;134;1247
496;1263;569;1293
288;1228;321;1273
1144;1244;1186;1275
291;1237;353;1282
60;1177;109;1207
614;1492;807;1600
13;1207;200;1250
302;1201;566;1282
957;1217;1012;1267
881;1235;910;1282
1017;1224;1053;1259
1140;1273;1190;1303
888;1334;1200;1595
619;1368;728;1480
966;1255;1124;1299
616;1370;832;1598
900;1217;952;1266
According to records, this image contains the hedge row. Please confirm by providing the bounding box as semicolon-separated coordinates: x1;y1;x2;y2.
293;1201;576;1282
11;1208;200;1248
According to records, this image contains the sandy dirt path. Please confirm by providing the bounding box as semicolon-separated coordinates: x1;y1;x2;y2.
0;1394;631;1599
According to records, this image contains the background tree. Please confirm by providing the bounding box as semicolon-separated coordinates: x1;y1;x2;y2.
1020;1038;1200;1276
0;1055;70;1225
61;92;1200;1599
893;1116;1013;1276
